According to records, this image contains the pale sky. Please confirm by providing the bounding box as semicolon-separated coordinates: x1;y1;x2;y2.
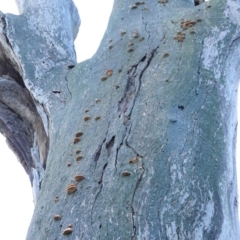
0;1;239;240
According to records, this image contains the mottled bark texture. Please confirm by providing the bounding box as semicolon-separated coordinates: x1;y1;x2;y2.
0;0;80;200
0;0;240;239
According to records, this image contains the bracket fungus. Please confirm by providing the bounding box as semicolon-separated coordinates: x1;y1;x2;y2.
63;227;73;235
129;157;138;164
173;32;186;42
132;32;139;38
76;150;81;154
76;155;83;162
84;116;91;122
122;171;131;176
73;137;81;144
53;214;62;221
74;175;85;182
131;4;138;9
101;76;108;81
75;132;83;138
158;0;168;3
128;48;134;52
54;196;59;203
106;69;113;77
163;53;169;58
67;184;77;194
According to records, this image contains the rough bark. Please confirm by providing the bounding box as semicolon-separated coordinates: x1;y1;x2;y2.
0;0;239;239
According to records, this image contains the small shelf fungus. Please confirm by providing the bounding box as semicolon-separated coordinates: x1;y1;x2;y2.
95;99;101;103
63;226;73;235
128;48;134;52
158;0;168;3
190;29;196;34
173;32;186;42
101;76;108;81
180;20;196;30
120;31;126;36
67;184;77;194
75;132;83;138
163;53;169;58
129;157;138;164
54;196;59;203
122;171;131;176
84;116;91;122
76;150;81;154
106;69;113;76
54;214;62;221
131;4;138;9
135;1;145;5
73;137;81;144
74;175;85;182
76;155;83;162
95;116;101;121
132;32;139;38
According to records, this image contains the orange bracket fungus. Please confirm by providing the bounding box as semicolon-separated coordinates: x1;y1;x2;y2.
63;227;73;235
74;175;85;182
84;116;91;122
67;184;77;194
106;69;113;76
54;214;62;221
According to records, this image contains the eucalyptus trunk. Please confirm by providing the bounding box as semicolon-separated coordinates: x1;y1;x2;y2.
0;0;239;239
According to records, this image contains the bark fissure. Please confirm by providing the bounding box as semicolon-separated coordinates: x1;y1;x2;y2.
93;137;107;163
65;75;72;99
91;162;108;225
131;161;145;239
106;135;115;157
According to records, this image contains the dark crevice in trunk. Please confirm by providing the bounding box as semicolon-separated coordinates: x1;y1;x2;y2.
0;15;49;191
106;135;115;156
93;137;107;162
194;0;205;6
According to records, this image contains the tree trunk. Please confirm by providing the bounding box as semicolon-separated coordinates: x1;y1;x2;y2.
0;0;239;239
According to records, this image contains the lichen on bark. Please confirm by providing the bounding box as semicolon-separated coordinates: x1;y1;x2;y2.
1;0;240;239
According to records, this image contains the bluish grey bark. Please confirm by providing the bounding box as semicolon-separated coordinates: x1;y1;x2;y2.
0;0;240;239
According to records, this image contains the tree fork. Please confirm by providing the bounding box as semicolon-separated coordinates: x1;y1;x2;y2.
0;0;240;239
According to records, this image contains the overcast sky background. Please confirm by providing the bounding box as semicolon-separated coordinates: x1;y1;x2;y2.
0;1;238;240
